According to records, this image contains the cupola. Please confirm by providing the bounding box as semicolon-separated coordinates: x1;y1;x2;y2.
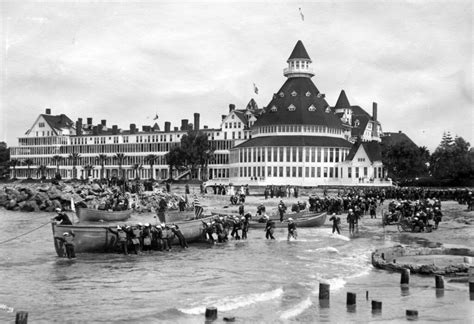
283;40;315;79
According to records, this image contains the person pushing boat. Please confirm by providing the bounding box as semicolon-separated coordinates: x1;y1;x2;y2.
52;208;72;225
264;215;275;240
287;218;297;241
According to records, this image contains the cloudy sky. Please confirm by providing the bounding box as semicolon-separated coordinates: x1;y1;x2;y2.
1;0;472;151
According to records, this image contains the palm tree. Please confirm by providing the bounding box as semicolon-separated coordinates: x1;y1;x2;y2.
9;159;19;179
114;153;126;179
68;153;81;179
145;154;158;180
52;155;63;178
24;158;33;179
83;164;94;178
96;154;108;180
132;163;143;180
36;164;47;179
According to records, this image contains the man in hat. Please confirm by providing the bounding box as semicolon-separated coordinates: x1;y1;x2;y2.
278;200;287;222
51;208;72;225
55;231;76;259
329;213;341;234
108;225;128;254
287;218;297;241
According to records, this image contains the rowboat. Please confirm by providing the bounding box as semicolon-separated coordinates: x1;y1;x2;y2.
76;208;132;223
248;212;327;229
51;216;213;255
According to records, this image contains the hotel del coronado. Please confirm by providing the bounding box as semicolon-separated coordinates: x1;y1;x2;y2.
9;41;392;187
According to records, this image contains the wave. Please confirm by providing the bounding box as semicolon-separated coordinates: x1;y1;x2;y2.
178;287;283;315
313;246;340;254
279;297;312;319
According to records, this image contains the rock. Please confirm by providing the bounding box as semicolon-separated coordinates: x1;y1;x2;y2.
16;192;29;203
6;199;17;210
47;188;61;200
91;183;101;191
63;185;74;193
51;199;62;209
0;192;9;206
20;200;39;212
5;187;20;198
34;192;49;204
85;195;96;201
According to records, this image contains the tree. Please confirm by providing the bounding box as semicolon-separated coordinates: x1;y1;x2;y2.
381;141;429;182
132;163;143;179
9;159;19;179
83;164;94;178
145;154;158;179
114;153;126;179
180;131;214;180
68;153;81;179
165;146;186;180
430;134;472;184
36;164;47;179
0;142;9;165
24;158;34;179
52;155;63;178
96;154;108;180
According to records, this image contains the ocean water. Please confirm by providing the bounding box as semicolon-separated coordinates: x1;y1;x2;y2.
0;210;472;323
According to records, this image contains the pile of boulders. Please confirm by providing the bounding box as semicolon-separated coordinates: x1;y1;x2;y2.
0;182;188;213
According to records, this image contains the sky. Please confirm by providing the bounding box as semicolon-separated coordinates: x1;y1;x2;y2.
0;0;472;152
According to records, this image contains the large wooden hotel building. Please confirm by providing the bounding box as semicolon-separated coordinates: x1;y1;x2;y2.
10;41;391;187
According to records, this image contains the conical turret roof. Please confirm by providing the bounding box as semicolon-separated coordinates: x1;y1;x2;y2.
335;90;351;108
288;40;311;61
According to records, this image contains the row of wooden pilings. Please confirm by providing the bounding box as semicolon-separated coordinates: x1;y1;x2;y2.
202;266;474;322
13;266;474;323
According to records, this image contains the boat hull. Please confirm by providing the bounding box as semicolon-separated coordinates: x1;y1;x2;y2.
51;216;213;255
76;208;132;222
248;212;327;229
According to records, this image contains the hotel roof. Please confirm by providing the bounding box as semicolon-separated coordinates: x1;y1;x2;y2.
233;136;352;149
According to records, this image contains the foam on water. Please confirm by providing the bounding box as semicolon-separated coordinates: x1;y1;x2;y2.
178;287;284;315
313;246;340;254
279;297;312;320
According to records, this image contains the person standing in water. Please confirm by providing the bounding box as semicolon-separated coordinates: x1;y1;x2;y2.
329;213;341;234
287;218;297;240
264;215;275;240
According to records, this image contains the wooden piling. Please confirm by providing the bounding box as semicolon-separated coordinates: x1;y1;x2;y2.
400;269;410;286
469;266;474;296
464;256;471;264
346;292;356;306
319;283;330;300
406;309;418;320
366;290;369;300
371;300;382;312
223;316;235;322
435;275;444;289
15;311;28;324
381;253;385;260
205;307;218;321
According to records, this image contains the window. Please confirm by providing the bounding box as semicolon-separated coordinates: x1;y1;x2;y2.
335;148;340;162
291;91;297;97
286;167;291;177
288;104;296;111
308;105;316;111
323;167;328;177
39;122;45;127
306;91;311;97
317;148;321;162
329;148;334;162
279;92;284;97
364;167;368;177
358;158;366;162
292;147;297;162
311;167;315;177
355;167;360;178
317;167;321;177
298;167;302;177
286;147;291;162
279;167;283;177
270;105;278;112
324;148;328;162
305;167;309;177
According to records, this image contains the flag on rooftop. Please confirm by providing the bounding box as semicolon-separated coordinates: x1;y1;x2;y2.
153;113;159;120
299;8;304;21
253;83;259;94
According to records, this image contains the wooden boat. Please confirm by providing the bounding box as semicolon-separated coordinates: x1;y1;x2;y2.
76;207;132;223
248;212;327;229
51;216;214;255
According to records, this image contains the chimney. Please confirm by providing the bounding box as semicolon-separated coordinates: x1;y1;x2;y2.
87;117;93;125
372;102;378;121
174;127;178;131
98;124;104;134
92;126;98;135
130;123;136;134
229;104;235;113
222;115;226;121
112;125;118;135
181;119;188;131
76;119;82;136
101;119;106;126
45;108;51;115
194;113;200;131
165;121;171;132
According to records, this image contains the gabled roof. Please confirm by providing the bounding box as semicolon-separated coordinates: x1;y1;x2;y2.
351;115;370;137
252;77;343;128
233;136;352;149
233;110;249;125
42;114;74;130
288;40;311;61
345;141;382;162
334;90;351;109
246;98;259;111
381;132;417;147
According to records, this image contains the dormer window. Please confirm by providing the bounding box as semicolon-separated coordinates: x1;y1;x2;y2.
306;91;311;97
288;104;296;111
270;105;278;112
291;91;297;97
308;105;316;111
317;93;326;99
279;92;284;97
325;106;331;113
355;119;360;127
